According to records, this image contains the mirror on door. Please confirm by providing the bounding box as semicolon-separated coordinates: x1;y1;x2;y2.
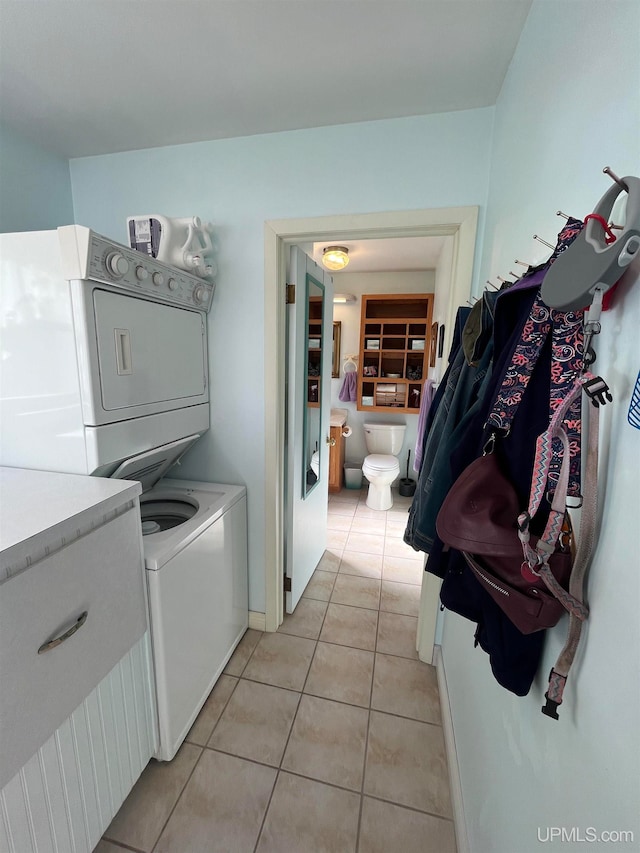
304;274;324;497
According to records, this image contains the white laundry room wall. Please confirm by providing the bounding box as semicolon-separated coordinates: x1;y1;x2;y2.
441;2;640;851
330;269;434;474
69;108;494;613
0;121;74;232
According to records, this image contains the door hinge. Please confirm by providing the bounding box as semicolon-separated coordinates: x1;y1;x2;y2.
286;284;295;304
283;575;292;592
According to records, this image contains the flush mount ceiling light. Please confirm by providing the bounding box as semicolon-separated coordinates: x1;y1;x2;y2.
322;246;350;271
333;293;357;304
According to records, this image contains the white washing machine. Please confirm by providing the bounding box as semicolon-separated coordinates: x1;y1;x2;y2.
141;478;248;761
0;226;249;763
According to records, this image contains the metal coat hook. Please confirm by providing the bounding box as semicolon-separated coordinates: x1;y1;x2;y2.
603;166;629;192
533;234;555;249
509;271;520;279
556;210;571;220
497;276;512;284
515;259;530;268
486;280;499;291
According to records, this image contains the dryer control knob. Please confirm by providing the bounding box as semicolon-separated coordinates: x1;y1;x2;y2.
106;252;129;278
168;278;178;291
193;285;205;304
135;265;149;281
152;271;164;286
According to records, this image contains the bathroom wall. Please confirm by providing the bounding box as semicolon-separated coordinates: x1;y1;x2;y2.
70;108;494;612
441;2;640;850
0;122;74;233
329;270;434;474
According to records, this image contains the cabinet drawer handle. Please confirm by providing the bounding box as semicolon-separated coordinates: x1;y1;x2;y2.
38;611;88;655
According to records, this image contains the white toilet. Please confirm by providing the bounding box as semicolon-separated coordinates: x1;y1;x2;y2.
362;423;406;510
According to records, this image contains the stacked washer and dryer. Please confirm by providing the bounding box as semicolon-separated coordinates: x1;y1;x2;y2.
0;225;248;761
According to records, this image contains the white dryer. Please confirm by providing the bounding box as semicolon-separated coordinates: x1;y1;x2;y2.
0;225;213;474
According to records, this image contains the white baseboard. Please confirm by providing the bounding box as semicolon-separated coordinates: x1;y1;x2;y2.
249;610;266;631
435;645;470;853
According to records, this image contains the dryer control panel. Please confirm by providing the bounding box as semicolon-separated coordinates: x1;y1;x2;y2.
58;225;215;312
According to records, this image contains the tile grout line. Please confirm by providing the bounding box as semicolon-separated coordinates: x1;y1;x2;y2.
191;746;455;827
185;668;241;748
251;635;315;853
363;791;456;824
148;744;206;853
111;637;252;853
251;769;279;853
356;599;379;853
235;671;441;726
153;632;259;850
101;836;146;853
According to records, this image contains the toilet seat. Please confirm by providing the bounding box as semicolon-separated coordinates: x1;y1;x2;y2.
363;454;399;472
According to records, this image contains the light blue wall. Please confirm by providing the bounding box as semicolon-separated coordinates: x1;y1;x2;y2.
69;109;494;611
443;2;640;850
0;123;74;232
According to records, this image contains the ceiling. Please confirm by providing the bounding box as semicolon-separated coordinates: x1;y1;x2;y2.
305;236;448;273
0;0;531;158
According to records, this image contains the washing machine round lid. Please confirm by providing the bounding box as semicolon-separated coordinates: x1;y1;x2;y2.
140;496;198;534
363;454;399;471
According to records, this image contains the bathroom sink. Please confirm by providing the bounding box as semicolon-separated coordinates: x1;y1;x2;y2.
330;408;348;427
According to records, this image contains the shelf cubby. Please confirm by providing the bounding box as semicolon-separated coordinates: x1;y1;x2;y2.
356;293;433;413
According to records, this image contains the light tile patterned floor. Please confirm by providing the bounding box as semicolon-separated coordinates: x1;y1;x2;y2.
98;488;456;853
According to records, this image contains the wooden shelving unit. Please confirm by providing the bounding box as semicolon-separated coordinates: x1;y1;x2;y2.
307;296;322;408
357;293;433;413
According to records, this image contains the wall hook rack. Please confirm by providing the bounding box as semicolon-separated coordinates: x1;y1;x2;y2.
603;166;629;192
533;234;555;249
542;173;640;310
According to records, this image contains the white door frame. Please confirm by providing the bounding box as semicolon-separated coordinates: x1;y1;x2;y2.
263;207;478;660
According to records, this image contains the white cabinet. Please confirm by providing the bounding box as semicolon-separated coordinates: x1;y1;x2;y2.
0;468;158;853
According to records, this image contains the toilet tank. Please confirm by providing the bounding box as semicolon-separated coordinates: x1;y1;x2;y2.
363;423;406;455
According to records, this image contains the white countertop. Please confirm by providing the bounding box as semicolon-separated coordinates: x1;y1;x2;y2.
0;467;141;579
330;408;348;427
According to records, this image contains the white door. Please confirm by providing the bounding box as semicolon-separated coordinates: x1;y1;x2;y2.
285;247;334;612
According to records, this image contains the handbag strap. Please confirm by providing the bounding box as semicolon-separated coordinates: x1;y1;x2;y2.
516;370;609;718
517;375;591;621
541;389;602;719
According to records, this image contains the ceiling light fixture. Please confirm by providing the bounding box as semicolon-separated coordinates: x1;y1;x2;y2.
322;246;350;271
333;293;357;304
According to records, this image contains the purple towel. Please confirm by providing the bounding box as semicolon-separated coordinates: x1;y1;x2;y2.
413;379;436;473
339;372;357;402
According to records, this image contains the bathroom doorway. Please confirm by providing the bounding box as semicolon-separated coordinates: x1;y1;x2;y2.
263;207;478;662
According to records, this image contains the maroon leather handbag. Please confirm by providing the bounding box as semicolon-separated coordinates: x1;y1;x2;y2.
435;452;572;635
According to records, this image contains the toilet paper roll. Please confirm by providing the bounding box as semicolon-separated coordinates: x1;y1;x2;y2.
342;426;353;438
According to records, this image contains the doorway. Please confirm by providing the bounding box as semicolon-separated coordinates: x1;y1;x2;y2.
263;207;478;661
